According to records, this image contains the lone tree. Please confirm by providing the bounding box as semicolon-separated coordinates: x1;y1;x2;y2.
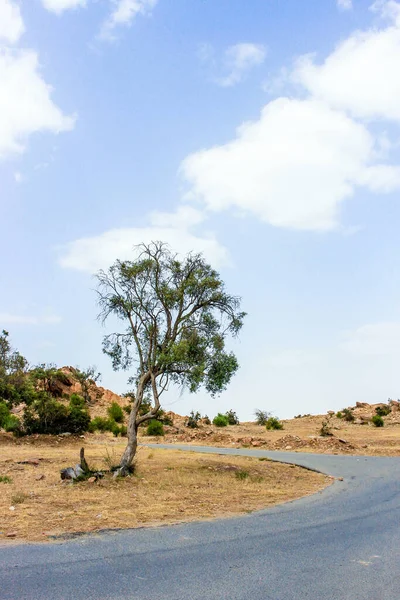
96;242;246;476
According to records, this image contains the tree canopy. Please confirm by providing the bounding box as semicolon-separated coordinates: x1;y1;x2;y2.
96;241;246;475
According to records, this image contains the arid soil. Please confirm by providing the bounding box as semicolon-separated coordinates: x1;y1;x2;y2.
0;434;330;543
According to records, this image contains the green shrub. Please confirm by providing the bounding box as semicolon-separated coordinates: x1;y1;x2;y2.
225;409;239;425
320;419;333;437
186;410;201;428
107;402;124;423
22;392;90;435
254;409;271;426
375;405;391;417
88;416;114;433
145;420;164;436
342;408;355;422
0;475;12;483
265;417;283;431
123;404;131;415
0;401;11;427
68;404;90;433
235;470;249;480
372;415;384;427
213;413;229;427
3;414;22;434
336;411;343;419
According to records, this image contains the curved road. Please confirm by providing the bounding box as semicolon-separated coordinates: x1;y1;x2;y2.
1;444;400;599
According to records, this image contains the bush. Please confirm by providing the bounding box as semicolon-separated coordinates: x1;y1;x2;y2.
225;409;239;425
235;470;249;480
186;410;201;428
107;402;124;423
320;419;333;437
88;416;114;433
3;414;22;434
254;409;271;426
0;401;10;427
145;420;164;436
0;476;12;483
213;413;229;427
372;415;384;427
265;417;283;431
336;411;343;419
22;392;90;435
375;405;391;417
342;408;355;422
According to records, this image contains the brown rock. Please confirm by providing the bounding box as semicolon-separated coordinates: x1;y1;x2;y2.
87;477;96;483
356;402;368;408
6;532;17;538
251;441;261;447
35;474;45;481
17;459;40;466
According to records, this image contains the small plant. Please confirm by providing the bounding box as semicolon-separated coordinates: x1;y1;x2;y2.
375;405;391;417
11;491;27;504
88;416;114;433
0;475;12;483
145;420;165;436
225;409;239;425
123;405;131;415
265;417;283;431
320;419;333;437
336;411;343;419
203;415;211;425
107;402;124;423
235;470;249;480
213;413;229;427
103;447;120;471
372;415;384;427
254;409;271;426
342;408;355;422
186;410;201;428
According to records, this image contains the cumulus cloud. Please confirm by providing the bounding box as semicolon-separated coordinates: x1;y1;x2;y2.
293;4;400;122
0;0;24;44
217;43;267;87
181;98;400;231
100;0;158;41
341;322;400;355
41;0;87;14
0;49;75;159
0;313;62;325
59;207;229;272
337;0;352;10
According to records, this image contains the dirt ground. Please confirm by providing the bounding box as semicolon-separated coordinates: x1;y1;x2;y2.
0;433;330;543
160;406;400;456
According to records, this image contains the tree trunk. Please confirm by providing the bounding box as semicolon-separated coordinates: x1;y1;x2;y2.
115;378;146;477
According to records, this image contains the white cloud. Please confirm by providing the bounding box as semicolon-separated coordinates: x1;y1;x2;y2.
181;98;400;231
0;313;62;325
341;322;400;355
0;0;24;44
0;49;75;159
337;0;353;10
14;171;23;183
59;207;229;273
100;0;158;41
41;0;87;14
217;43;267;87
293;4;400;122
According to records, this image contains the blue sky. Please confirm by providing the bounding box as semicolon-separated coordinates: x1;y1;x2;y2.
2;0;400;419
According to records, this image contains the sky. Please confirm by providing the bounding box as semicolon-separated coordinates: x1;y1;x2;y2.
2;0;400;420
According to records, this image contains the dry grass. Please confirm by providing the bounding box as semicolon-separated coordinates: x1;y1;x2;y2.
0;435;330;543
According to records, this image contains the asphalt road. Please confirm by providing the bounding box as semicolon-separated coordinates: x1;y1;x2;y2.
1;444;400;600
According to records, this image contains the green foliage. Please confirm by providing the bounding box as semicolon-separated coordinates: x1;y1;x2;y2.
375;405;391;417
186;410;201;428
213;413;229;427
254;409;271;426
88;416;114;433
3;414;22;434
342;408;355;422
11;491;27;504
265;417;283;431
235;470;249;480
23;393;90;435
73;366;102;404
372;415;384;427
0;401;10;427
107;401;124;423
336;411;343;419
29;364;71;397
0;475;12;483
145;419;165;436
0;330;29;408
225;409;239;425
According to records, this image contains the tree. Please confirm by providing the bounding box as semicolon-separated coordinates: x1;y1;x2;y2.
0;330;30;406
96;242;246;476
74;366;103;404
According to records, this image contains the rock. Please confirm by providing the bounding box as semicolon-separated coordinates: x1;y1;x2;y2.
356;402;368;408
35;474;45;481
337;477;344;481
87;477;96;483
59;432;71;437
9;506;15;511
74;464;85;478
251;441;261;447
285;445;292;450
6;532;17;538
338;438;348;444
327;411;335;415
17;459;39;466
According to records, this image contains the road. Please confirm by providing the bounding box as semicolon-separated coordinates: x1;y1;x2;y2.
1;444;400;599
